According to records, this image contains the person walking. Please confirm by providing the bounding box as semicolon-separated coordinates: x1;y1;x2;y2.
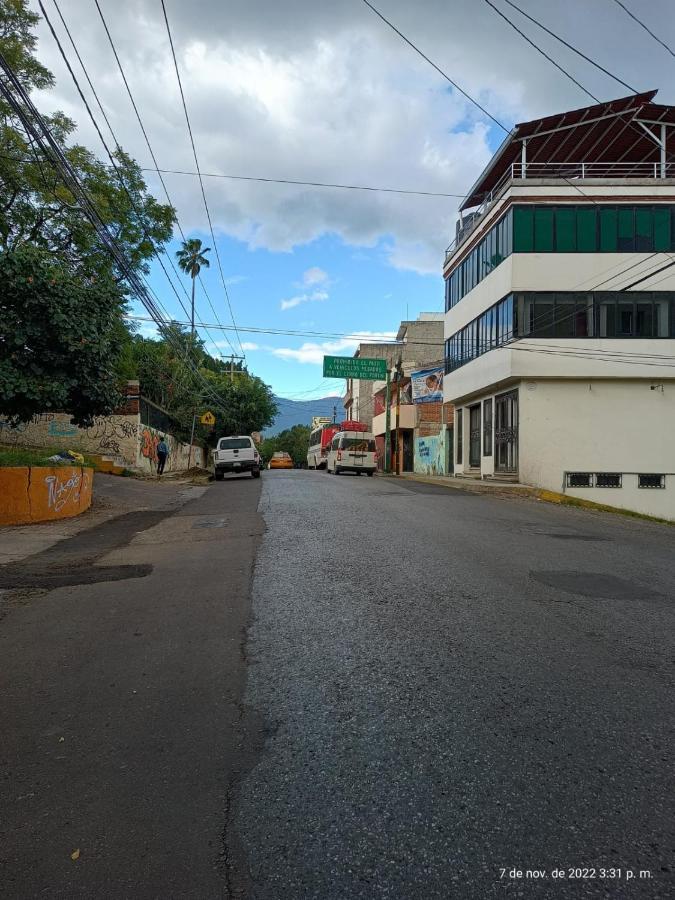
156;437;169;476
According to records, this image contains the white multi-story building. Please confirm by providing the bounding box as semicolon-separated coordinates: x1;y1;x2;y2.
443;91;675;519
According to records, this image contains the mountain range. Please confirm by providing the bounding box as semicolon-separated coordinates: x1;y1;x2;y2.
265;395;342;436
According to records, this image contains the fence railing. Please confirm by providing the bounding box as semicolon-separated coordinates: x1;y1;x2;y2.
445;160;675;262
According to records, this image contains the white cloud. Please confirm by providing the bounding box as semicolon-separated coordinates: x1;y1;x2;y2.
302;266;328;286
280;289;329;311
272;331;397;365
33;1;675;275
240;341;260;350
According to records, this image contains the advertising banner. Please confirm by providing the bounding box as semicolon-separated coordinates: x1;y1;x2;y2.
410;367;443;404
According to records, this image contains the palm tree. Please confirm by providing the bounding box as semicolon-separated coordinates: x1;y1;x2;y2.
176;238;211;336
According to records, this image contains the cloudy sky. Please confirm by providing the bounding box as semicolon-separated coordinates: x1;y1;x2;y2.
30;0;675;396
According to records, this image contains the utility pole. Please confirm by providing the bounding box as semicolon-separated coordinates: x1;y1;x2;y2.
230;355;234;384
384;369;391;473
394;358;403;475
333;404;337;424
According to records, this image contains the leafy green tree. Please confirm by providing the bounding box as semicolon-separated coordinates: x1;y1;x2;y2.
176;238;210;334
0;246;123;425
201;370;277;444
259;425;311;467
0;0;176;424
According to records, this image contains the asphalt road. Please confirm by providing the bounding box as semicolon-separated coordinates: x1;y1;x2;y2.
1;470;673;899
236;470;674;900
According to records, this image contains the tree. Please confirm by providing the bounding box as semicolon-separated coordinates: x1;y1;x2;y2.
176;238;210;335
0;0;176;424
201;370;277;444
259;425;311;467
0;246;123;426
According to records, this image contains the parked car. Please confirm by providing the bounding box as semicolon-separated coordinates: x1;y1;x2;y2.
268;451;294;470
213;436;261;480
326;431;377;476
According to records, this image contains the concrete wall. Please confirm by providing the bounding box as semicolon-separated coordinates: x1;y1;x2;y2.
136;424;205;475
0;465;93;526
0;413;139;466
519;379;675;519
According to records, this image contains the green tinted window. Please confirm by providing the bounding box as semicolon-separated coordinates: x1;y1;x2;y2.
617;208;634;251
635;208;652;251
576;207;596;251
534;208;554;251
599;208;618;251
513;207;534;251
556;207;576;251
654;208;671;251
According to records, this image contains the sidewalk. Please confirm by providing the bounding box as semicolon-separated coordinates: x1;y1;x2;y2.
0;473;206;566
385;472;538;498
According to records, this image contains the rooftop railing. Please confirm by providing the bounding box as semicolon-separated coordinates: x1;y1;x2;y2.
445;160;675;263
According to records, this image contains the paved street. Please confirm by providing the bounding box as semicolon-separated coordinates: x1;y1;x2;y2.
1;470;674;898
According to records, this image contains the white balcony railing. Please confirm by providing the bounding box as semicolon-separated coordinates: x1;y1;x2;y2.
445;160;675;262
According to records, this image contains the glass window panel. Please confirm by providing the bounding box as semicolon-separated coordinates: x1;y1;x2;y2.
653;295;669;336
654;208;670;252
533;295;555;337
577;207;596;251
553;296;575;338
618;300;634;335
635;208;653;252
534;208;554;251
617;207;635;251
598;296;616;337
635;300;653;337
555;207;576;251
574;295;592;337
513;206;534;251
504;295;514;340
503;209;512;257
599;208;618;251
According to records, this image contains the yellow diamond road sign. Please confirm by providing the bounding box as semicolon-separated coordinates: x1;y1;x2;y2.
200;411;216;426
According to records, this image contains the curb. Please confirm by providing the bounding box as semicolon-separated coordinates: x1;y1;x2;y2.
393;474;673;526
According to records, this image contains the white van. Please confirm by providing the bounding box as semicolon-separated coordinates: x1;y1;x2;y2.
327;431;377;476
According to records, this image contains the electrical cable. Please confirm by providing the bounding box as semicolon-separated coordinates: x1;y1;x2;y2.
359;0;509;133
90;0;237;360
159;0;246;361
610;0;675;60
143;167;467;198
483;0;599;102
496;0;637;93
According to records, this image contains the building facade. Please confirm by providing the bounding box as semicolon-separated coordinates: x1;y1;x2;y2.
443;92;675;518
344;314;445;458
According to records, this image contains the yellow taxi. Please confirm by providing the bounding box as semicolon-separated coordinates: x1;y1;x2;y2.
268;451;294;470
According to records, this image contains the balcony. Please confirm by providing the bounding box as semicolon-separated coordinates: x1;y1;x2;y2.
445;160;675;266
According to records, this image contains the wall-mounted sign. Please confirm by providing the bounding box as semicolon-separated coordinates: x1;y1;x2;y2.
323;356;387;380
410;367;443;404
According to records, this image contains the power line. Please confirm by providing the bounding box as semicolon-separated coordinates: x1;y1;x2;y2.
89;0;237;360
497;0;637;93
159;0;246;362
483;0;599;102
610;0;675;60
359;0;509;133
0;43;232;417
143;167;467;198
41;0;235;380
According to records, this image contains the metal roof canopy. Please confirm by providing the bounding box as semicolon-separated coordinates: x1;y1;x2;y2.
460;90;675;211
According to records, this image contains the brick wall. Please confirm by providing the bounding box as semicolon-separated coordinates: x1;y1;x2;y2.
443;402;455;425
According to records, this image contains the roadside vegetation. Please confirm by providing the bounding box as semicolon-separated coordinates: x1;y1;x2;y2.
0;446;96;467
0;1;276;440
258;425;311;467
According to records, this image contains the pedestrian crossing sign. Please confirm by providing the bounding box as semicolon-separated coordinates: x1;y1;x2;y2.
200;411;216;425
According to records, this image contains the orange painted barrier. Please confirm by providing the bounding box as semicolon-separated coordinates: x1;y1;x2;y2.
0;466;93;526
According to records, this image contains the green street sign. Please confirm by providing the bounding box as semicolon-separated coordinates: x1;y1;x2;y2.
323;355;387;380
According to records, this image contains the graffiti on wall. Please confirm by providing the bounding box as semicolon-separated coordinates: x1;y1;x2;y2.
0;414;138;461
414;431;447;476
141;428;161;462
44;470;88;511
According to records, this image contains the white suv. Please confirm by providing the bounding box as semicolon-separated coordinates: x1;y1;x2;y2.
213;436;261;480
